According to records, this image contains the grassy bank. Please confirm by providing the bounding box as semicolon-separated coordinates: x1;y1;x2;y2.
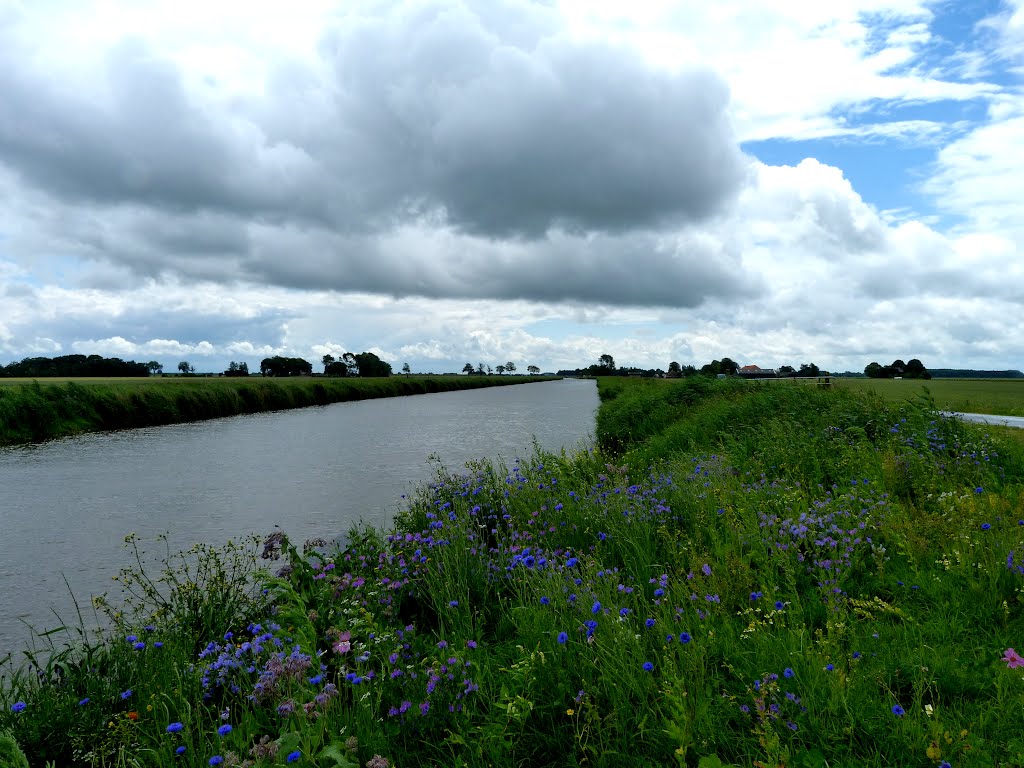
0;376;554;445
3;378;1024;767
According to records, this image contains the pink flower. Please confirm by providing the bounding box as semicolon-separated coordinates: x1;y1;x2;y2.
333;630;351;655
1002;648;1024;669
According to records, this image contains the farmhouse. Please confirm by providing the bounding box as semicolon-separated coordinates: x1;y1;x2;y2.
737;364;778;379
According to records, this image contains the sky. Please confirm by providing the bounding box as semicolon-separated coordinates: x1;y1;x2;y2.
0;0;1022;375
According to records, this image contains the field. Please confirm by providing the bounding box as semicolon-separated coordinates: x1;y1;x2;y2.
0;375;552;445
3;376;1024;767
833;377;1024;417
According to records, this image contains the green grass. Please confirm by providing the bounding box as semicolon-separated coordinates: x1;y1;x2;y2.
4;377;1024;766
0;375;554;445
835;377;1024;417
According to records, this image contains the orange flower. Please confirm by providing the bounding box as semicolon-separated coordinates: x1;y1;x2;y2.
127;711;139;720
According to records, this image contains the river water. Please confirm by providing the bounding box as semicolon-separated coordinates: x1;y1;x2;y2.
0;379;598;656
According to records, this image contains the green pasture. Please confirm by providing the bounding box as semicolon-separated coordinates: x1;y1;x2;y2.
833;376;1024;416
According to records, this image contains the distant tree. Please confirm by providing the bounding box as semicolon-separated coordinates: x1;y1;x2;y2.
527;365;540;375
598;354;616;372
779;365;796;377
487;365;494;375
463;363;475;375
905;358;930;379
146;360;163;375
700;360;721;376
354;351;392;377
719;357;739;376
864;362;882;378
402;362;411;376
342;352;359;377
322;354;335;373
260;356;312;377
505;361;516;374
224;361;249;377
325;361;347;376
239;362;249;375
178;361;195;375
681;364;697;377
798;363;821;377
477;363;485;375
496;364;506;375
891;359;907;374
667;361;682;377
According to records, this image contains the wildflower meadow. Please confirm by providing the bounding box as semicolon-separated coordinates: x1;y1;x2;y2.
3;377;1024;767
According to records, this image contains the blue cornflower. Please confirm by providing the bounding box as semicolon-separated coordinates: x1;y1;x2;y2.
217;724;232;737
167;722;184;733
448;600;458;607
852;651;861;659
11;702;26;713
133;641;146;650
154;641;164;648
78;697;90;706
679;632;692;644
642;662;654;672
825;664;834;671
287;751;301;763
176;746;187;755
592;601;602;614
126;634;138;643
209;757;223;766
308;674;323;685
540;596;550;605
981;523;991;530
750;591;763;601
645;618;656;628
784;667;794;678
557;632;568;644
774;601;785;610
121;690;133;700
702;563;712;577
975;487;983;494
653;588;665;597
891;704;905;716
619;607;631;616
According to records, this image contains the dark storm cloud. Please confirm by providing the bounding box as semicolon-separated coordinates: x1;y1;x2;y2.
0;1;754;308
319;1;749;236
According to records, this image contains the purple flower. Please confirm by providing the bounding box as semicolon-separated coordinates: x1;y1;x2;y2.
466;640;477;649
784;668;794;678
420;701;430;715
448;600;459;607
701;564;712;577
437;640;448;649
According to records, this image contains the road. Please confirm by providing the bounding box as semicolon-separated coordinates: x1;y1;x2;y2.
945;412;1024;428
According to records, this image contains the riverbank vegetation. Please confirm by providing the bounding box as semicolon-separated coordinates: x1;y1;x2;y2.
0;375;554;445
3;377;1024;766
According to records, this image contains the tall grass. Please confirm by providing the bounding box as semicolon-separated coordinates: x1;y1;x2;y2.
3;378;1024;766
0;376;553;445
